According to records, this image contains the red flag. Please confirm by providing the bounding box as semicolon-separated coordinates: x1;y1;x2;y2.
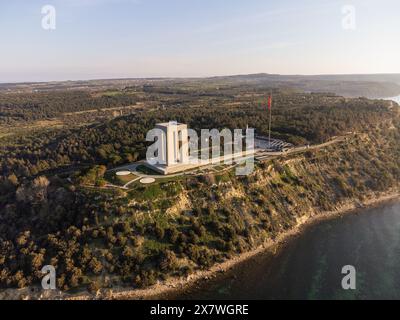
267;95;272;110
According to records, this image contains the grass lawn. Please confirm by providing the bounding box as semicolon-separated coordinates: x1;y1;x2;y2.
117;174;138;184
105;171;138;186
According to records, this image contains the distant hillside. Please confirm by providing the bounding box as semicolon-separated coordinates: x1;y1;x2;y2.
207;73;400;98
1;73;400;99
214;73;400;84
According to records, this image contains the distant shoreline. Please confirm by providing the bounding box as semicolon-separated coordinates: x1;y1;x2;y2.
381;95;400;103
74;190;400;300
1;190;398;300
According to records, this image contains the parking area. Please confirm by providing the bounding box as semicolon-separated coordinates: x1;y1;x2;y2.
255;137;294;152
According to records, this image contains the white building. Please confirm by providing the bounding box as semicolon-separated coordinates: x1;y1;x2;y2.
155;122;189;166
146;121;256;175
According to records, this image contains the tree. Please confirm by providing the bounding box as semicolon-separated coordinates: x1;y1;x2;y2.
15;176;50;204
89;257;103;275
7;174;18;187
158;250;178;272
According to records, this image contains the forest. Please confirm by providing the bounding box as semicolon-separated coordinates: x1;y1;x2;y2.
0;88;393;182
0;91;139;124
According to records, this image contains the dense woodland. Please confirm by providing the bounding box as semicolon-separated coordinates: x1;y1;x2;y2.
0;91;139;124
0;83;399;295
0;88;393;182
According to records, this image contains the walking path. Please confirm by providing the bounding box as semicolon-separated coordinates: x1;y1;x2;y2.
102;134;352;190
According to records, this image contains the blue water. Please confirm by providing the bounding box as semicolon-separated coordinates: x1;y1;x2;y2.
174;201;400;300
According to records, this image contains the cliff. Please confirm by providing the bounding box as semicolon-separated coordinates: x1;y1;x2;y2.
1;113;399;299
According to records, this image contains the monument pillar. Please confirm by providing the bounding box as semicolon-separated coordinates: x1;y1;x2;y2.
156;122;189;166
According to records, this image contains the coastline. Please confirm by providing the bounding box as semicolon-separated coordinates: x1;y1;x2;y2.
71;190;400;300
1;190;398;300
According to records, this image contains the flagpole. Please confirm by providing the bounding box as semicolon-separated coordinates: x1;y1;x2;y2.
268;91;272;149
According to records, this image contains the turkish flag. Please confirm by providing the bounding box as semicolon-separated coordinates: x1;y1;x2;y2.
268;95;272;110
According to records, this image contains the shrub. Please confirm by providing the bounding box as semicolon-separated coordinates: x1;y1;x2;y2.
155;225;165;240
167;227;179;244
158;250;178;272
88;281;100;294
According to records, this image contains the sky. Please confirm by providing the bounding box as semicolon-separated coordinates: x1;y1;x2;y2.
0;0;399;82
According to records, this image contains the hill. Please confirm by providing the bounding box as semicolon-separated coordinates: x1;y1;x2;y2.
1;73;400;98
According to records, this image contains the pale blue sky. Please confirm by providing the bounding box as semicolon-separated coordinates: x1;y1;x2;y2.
0;0;399;82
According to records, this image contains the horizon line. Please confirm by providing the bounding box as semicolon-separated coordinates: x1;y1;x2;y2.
2;72;400;86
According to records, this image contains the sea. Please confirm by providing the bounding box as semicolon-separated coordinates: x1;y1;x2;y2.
174;201;400;300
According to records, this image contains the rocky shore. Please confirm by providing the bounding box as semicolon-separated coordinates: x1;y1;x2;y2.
2;190;397;300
